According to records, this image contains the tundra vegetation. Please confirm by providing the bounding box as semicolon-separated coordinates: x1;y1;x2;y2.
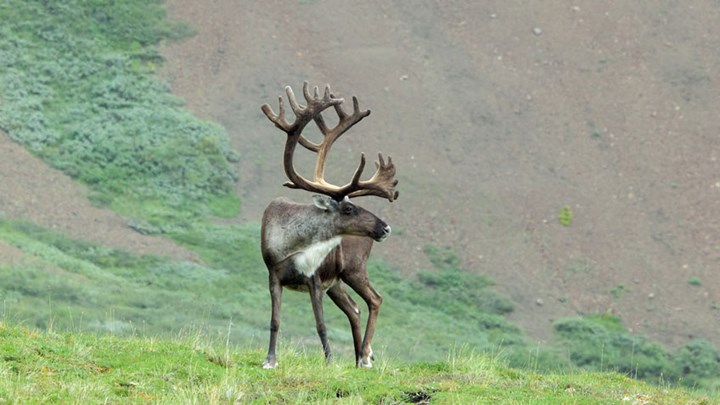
0;0;718;401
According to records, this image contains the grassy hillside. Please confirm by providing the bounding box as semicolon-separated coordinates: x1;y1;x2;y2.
1;323;713;404
0;217;535;366
1;0;719;398
3;211;718;393
0;0;237;225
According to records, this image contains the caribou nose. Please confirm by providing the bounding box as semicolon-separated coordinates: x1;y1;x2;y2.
378;225;392;242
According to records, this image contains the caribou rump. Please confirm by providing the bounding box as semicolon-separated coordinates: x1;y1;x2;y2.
259;82;398;368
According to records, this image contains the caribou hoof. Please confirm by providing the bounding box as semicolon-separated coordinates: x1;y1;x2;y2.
262;358;278;369
357;357;373;368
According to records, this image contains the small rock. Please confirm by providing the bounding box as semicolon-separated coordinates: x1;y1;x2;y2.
536;298;544;306
532;27;543;36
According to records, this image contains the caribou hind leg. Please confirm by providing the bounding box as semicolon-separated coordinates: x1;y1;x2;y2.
342;269;383;368
327;283;363;365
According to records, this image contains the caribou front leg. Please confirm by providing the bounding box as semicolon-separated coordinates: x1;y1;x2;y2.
309;272;332;364
263;272;283;369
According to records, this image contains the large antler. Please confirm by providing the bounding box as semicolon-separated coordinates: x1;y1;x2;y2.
261;81;399;202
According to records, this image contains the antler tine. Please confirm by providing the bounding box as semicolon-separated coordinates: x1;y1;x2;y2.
347;153;399;202
347;152;367;190
306;82;326;102
306;83;334;136
328;95;370;131
285;84;304;115
332;95;348;120
261;95;291;131
311;86;330;139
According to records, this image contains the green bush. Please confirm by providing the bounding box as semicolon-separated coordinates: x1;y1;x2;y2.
554;315;674;381
419;245;514;316
558;206;573;226
675;339;720;390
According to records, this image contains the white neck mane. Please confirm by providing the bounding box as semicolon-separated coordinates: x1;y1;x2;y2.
291;236;342;277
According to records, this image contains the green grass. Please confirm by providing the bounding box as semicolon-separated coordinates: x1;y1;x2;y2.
1;323;713;404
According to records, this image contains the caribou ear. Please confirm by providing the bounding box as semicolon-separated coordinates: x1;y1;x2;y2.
312;195;337;211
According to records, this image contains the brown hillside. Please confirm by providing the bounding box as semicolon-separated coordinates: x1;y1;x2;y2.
160;1;720;347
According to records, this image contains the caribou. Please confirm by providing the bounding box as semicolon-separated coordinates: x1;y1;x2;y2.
259;81;398;368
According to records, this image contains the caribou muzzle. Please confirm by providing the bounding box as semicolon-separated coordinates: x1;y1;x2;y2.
373;224;392;242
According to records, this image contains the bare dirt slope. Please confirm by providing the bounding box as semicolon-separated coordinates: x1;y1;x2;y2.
160;1;720;347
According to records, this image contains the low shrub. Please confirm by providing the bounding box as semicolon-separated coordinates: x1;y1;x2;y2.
554;315;674;380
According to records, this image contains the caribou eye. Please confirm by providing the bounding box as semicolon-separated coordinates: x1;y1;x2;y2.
341;204;355;215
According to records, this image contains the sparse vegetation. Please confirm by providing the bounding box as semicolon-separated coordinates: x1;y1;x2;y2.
559;206;574;226
565;256;596;276
611;284;626;299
